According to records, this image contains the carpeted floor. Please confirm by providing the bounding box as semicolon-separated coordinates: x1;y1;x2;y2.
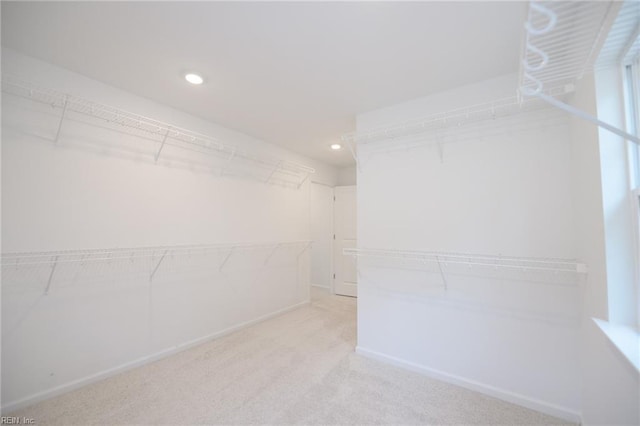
9;287;572;425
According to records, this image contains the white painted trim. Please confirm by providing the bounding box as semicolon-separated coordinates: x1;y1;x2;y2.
330;186;335;295
355;346;582;424
593;318;640;372
2;300;310;413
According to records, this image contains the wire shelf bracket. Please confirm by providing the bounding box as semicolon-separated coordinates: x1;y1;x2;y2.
219;247;235;272
149;250;168;282
265;161;283;184
44;255;59;295
54;96;69;144
220;148;237;177
154;127;171;163
435;255;448;290
296;241;313;259
264;244;280;266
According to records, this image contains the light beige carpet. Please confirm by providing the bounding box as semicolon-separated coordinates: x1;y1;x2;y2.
9;288;572;425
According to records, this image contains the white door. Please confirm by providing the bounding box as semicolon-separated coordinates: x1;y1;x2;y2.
310;183;334;288
333;185;357;297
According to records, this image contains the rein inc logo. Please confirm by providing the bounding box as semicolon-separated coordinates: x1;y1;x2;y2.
1;418;35;425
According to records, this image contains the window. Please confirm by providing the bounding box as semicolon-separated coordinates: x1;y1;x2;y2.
623;57;640;328
625;60;640;185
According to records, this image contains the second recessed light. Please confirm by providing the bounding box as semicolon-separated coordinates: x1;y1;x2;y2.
185;73;204;85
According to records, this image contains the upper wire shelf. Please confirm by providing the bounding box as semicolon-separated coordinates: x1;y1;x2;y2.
519;0;640;145
341;85;572;164
344;248;588;275
519;1;618;96
2;76;315;188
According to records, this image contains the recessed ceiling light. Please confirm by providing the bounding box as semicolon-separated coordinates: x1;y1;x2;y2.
330;143;342;150
185;73;204;85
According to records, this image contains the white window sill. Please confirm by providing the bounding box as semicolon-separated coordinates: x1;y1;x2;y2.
593;318;640;373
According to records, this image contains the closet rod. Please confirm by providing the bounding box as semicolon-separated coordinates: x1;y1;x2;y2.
537;92;640;145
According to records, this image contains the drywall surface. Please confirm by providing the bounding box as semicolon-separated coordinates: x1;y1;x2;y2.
0;49;329;409
355;74;583;420
337;165;357;186
570;72;640;426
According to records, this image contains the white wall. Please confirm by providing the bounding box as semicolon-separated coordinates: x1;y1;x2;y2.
355;74;583;421
1;49;337;410
337;165;357;186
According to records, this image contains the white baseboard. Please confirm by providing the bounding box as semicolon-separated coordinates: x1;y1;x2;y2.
3;300;310;413
311;283;330;289
355;346;582;424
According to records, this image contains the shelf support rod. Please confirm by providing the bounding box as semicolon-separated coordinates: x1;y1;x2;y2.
437;144;444;162
264;244;280;266
265;161;282;184
343;136;361;171
54;96;69;144
149;250;168;282
220;148;236;176
297;172;310;189
435;256;448;291
219;247;234;272
155;127;171;162
44;255;59;295
296;242;312;260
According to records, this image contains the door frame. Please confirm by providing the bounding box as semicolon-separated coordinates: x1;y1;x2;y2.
332;185;357;297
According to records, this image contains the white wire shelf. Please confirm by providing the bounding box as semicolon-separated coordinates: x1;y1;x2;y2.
519;0;640;145
2;76;315;188
519;1;618;95
2;241;312;294
341;85;571;164
344;248;587;275
345;247;585;324
359;106;569;161
2;241;312;266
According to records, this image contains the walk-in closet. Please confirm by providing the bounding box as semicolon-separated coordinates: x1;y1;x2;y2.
1;1;639;425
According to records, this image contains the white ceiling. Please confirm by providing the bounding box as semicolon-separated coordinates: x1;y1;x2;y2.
1;2;527;167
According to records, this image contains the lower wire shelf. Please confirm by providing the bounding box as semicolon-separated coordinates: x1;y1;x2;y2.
2;241;312;295
344;247;588;280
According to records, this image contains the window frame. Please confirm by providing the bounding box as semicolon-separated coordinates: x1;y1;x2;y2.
626;60;640;186
622;58;640;329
